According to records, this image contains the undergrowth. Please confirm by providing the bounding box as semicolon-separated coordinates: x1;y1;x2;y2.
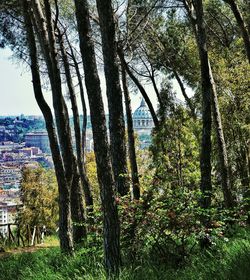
1;228;250;280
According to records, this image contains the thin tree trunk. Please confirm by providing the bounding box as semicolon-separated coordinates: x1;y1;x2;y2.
31;0;86;242
173;70;196;119
194;0;234;208
22;0;73;253
118;47;159;128
193;0;212;209
70;48;93;210
177;126;183;188
150;70;162;107
223;0;250;63
68;46;88;158
208;61;235;208
64;33;88;158
121;65;140;200
96;0;129;196
65;47;93;220
74;0;121;273
59;34;90;241
59;33;93;212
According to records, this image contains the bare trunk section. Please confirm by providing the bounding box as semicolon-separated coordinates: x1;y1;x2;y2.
223;0;250;63
193;0;212;209
208;62;235;208
67;43;88;159
70;163;87;242
195;0;234;207
59;33;93;210
59;34;91;240
118;47;159;128
64;32;88;158
74;0;121;273
30;0;86;243
121;65;140;200
195;0;234;208
22;0;73;253
173;70;196;119
96;0;129;196
72;53;94;211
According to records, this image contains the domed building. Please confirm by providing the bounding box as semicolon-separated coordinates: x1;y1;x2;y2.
133;98;154;135
132;99;154;149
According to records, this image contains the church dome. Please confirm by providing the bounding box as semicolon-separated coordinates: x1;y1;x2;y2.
133;99;152;120
132;99;154;131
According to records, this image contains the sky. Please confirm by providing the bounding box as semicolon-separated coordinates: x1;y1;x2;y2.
0;48;152;117
0;48;42;116
0;47;190;117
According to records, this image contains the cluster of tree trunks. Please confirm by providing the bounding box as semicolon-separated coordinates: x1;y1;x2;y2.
183;0;235;209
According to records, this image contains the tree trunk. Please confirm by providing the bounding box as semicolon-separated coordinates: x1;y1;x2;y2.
64;32;88;159
194;0;212;209
67;43;88;159
96;0;129;196
194;0;234;208
22;0;73;253
30;0;86;243
59;33;93;214
173;70;196;119
59;34;91;241
208;61;235;208
223;0;250;63
74;0;121;273
121;65;140;200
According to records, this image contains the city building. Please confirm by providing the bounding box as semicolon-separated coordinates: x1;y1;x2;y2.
0;142;24;152
132;99;154;148
85;129;94;152
133;98;154;134
0;201;19;236
25;131;50;153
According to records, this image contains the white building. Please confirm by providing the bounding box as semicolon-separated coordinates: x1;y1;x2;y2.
133;99;154;134
132;99;154;148
0;202;18;236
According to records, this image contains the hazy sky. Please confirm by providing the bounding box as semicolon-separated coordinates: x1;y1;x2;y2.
0;48;42;115
0;47;190;117
0;47;151;117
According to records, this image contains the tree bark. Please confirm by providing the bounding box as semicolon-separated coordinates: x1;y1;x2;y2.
223;0;250;63
59;34;93;241
194;0;234;208
193;0;212;209
30;0;86;243
74;0;121;273
121;65;140;200
96;0;129;196
59;33;93;213
67;43;88;159
173;70;196;119
208;61;235;208
22;0;73;253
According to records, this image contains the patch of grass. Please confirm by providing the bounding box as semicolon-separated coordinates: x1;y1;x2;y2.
176;229;250;280
1;229;250;280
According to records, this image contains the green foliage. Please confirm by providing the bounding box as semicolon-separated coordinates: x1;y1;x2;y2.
18;167;58;232
151;105;200;189
85;152;101;207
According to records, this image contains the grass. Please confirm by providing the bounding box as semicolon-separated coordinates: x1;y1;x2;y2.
0;230;250;280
